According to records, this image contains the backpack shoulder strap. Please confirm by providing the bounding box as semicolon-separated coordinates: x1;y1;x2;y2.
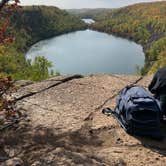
102;108;129;132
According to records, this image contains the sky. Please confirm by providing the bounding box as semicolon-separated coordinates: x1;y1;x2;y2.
20;0;165;9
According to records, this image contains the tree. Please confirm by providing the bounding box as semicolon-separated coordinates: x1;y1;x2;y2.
0;0;20;128
0;0;20;43
31;56;53;81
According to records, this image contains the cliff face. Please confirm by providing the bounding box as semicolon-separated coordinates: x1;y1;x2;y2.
1;74;166;165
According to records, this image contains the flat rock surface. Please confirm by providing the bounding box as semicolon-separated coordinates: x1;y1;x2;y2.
1;74;166;166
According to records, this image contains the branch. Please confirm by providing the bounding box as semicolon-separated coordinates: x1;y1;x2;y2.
0;0;10;10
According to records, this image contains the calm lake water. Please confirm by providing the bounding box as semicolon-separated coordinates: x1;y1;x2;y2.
26;29;145;75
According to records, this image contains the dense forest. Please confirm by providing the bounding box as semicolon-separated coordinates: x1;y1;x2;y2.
0;6;86;80
88;1;166;74
66;8;112;19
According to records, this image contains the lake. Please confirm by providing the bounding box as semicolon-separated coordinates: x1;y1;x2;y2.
81;19;95;24
26;29;145;75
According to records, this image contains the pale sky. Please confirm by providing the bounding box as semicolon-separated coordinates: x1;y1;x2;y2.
20;0;165;9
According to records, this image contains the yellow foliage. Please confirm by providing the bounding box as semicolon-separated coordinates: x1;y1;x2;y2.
148;49;166;74
0;45;6;55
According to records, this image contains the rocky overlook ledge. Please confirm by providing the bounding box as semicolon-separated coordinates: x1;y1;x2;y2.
1;74;166;166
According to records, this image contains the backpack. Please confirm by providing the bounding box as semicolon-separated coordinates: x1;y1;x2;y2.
103;85;163;140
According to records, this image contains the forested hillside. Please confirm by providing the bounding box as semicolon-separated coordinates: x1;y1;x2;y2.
66;8;111;19
11;6;87;51
91;1;166;74
0;6;86;80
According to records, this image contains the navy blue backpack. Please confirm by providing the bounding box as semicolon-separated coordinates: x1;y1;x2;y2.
103;85;163;140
